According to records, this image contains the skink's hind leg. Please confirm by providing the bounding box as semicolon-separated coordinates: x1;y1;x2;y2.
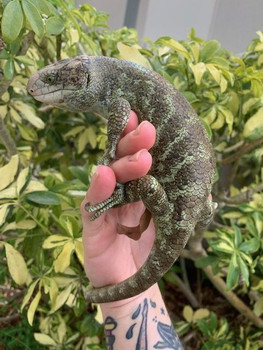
195;198;217;232
99;98;131;165
85;175;170;224
85;183;127;221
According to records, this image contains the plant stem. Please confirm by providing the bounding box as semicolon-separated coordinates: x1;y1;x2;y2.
181;248;263;328
168;271;200;308
19;204;50;235
0;117;17;157
222;136;263;164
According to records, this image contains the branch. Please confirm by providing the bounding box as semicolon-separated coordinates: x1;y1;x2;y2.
168;272;200;308
0;117;17;157
18;31;34;56
221;136;263;164
181;248;263;328
220;183;263;204
0;313;20;325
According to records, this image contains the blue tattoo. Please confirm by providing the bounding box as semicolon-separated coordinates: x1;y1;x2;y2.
105;316;117;350
154;322;184;349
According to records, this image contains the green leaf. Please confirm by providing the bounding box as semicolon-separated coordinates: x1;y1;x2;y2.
34;333;57;346
4;242;31;285
226;254;239;290
46;16;65;35
22;0;44;37
18;123;38;141
13;100;45;129
195;256;218;268
237;255;249;286
200;40;221;62
54;241;75;273
59;214;80;238
3;60;14;80
33;0;57;15
15;55;35;66
239;238;260;253
69;166;90;186
189;62;206;85
25;191;61;205
1;0;24;43
17;167;30;195
0;204;12;227
233;225;242;247
117;42;152;70
243;107;263;140
27;289;41;325
0;155;19;191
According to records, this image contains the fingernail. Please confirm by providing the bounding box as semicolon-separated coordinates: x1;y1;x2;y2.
90;166;100;184
128;149;145;162
133;121;147;136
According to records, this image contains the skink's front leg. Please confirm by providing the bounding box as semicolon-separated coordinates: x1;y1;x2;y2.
99;98;131;165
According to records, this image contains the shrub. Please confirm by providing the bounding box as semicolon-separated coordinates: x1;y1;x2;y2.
0;1;262;349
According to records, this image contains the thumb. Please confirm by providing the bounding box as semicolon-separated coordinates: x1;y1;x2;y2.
80;166;116;228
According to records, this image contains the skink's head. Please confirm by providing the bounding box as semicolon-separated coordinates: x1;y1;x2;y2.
27;56;97;111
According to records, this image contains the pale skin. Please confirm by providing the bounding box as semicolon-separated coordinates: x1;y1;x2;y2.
81;111;184;349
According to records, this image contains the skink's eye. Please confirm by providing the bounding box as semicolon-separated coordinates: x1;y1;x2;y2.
45;74;56;84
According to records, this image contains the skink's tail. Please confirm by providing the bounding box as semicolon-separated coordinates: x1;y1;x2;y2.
86;216;193;303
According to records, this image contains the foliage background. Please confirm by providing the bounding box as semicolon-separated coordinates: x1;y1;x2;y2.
0;0;263;349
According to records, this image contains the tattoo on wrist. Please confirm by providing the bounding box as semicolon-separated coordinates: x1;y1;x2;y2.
105;316;117;350
104;298;184;349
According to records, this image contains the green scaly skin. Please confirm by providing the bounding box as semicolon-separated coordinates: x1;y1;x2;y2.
27;56;216;303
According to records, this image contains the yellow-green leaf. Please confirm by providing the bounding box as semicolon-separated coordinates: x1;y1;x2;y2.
21;280;39;311
75;239;84;266
0;105;8;118
10;107;22;123
16;220;37;230
189;62;206;85
211;111;225;130
50;284;72;313
203;107;217;125
157;37;190;59
64;125;85;138
4;242;31;285
243;107;263;140
17;167;30;195
0;203;12;226
193;308;210;321
86;127;97;149
219;76;228;93
24;180;47;194
183;305;194;323
206;64;221;84
27;289;41;325
0;155;19;191
13;101;45;129
43;235;70;249
117;42;152;70
242;98;258;115
0;186;17;200
34;333;57;346
95;305;103;324
188;41;200;62
254;296;263;317
216;241;234;254
218;106;234;133
54;241;75;273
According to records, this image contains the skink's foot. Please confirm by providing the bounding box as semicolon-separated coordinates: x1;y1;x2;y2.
85;183;126;220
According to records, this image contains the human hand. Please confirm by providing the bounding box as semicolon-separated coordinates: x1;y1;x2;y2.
81;111;156;289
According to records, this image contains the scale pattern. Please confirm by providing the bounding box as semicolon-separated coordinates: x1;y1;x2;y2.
28;56;216;303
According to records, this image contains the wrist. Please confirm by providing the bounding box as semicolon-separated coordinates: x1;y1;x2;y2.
100;283;162;319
